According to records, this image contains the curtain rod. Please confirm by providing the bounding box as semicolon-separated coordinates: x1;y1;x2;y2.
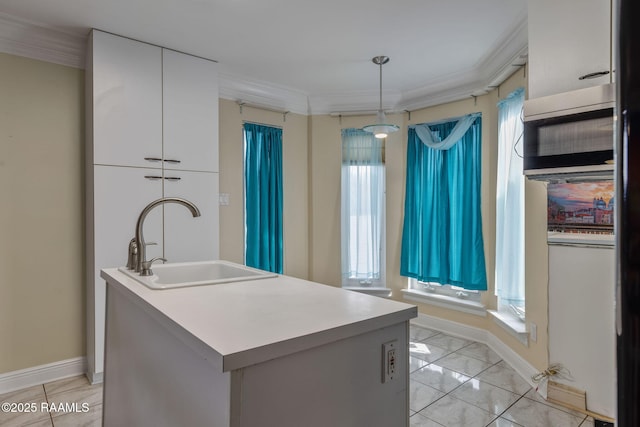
242;120;283;129
408;111;482;128
329;110;379;117
237;100;289;122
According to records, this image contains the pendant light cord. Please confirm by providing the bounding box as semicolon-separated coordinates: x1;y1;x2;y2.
379;59;383;113
363;55;398;138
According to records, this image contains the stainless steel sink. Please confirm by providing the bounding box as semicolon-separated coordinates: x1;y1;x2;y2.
118;260;277;290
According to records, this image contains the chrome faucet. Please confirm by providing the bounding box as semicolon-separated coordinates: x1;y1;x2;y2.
131;197;201;276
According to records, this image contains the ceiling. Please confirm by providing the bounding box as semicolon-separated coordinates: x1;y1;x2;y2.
0;0;528;114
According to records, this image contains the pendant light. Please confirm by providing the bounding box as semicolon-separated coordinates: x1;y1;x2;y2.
363;55;399;139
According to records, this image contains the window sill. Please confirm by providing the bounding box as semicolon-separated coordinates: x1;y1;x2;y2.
401;289;486;317
488;310;528;347
343;287;392;298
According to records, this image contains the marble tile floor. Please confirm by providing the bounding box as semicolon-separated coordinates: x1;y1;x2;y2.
0;375;102;427
409;324;596;427
1;325;598;427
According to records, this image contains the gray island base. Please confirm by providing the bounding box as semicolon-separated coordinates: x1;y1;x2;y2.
101;264;417;427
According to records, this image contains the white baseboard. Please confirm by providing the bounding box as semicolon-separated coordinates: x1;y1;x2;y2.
1;316;540;396
0;357;86;394
411;313;539;390
87;370;103;385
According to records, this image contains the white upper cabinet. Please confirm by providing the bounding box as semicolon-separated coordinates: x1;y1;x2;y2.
90;30;219;171
91;31;163;168
528;0;612;98
163;50;219;173
163;170;219;262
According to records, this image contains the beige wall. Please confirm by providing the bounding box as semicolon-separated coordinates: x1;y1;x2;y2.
218;99;309;279
0;51;548;377
308;68;549;371
308;113;405;288
488;70;549;371
0;53;85;373
308;96;496;297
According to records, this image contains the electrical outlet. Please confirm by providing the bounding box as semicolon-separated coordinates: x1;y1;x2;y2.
529;322;537;342
382;340;397;383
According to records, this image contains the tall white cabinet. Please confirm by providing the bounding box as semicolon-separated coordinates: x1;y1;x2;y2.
527;0;616;419
86;30;220;382
528;0;613;98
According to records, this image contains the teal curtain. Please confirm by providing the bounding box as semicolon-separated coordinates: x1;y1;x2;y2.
400;115;487;290
244;123;283;274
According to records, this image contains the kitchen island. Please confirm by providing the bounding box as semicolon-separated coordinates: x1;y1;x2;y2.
100;263;417;427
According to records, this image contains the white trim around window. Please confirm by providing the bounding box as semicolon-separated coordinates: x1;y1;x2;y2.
344;286;392;298
403;278;486;316
488;310;529;346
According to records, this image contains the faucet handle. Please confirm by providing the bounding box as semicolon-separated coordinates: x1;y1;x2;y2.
140;257;167;277
126;238;138;270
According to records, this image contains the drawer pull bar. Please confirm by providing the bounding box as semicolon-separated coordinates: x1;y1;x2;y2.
578;70;610;80
163;159;181;164
164;176;182;181
144;175;163;180
144;157;163;162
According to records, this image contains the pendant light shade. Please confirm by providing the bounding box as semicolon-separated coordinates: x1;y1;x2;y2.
363;56;399;139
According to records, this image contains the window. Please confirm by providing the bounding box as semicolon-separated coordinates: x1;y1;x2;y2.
495;88;525;319
341;129;386;289
401;113;486;289
401;114;486;313
243;123;283;274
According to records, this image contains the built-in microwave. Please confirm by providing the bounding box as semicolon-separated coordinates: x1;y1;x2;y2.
523;83;615;181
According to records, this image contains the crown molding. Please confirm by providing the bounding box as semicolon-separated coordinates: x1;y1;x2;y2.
310;12;528;114
473;14;528;93
399;47;528;112
309;90;403;116
0;11;527;116
0;13;86;69
393;15;528;112
217;71;310;116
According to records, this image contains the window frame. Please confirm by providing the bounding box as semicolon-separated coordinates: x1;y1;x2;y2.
341;163;387;289
399;114;487;292
494;88;526;322
407;278;482;302
340;128;389;290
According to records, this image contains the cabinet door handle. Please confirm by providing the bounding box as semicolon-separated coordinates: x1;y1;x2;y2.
144;175;163;180
164;176;182;181
163;159;181;164
144;157;163;162
578;71;610;80
616;281;622;336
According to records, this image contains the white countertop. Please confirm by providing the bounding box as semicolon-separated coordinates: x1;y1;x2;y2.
101;266;417;372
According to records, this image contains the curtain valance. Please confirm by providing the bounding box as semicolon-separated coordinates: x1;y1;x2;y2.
410;112;481;150
341;128;384;164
